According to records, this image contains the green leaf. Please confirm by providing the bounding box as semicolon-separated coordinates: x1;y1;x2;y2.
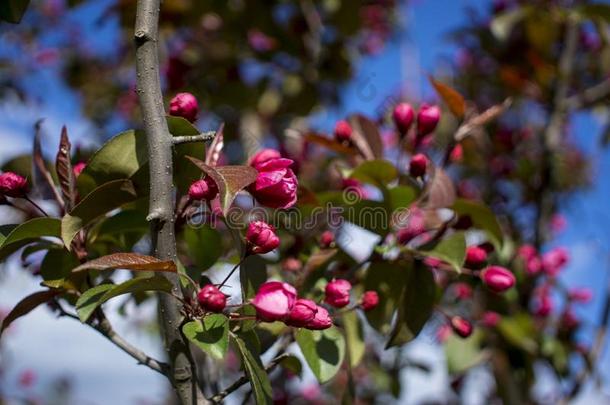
183;226;222;271
279;355;303;378
74;284;115;322
578;4;610;22
418;232;466;273
388;185;418;212
97;209;149;236
386;263;436;347
239;255;267;331
497;313;538;354
363;261;406;333
233;332;273;405
0;218;61;261
445;330;486;375
344;200;390;236
75;276;173;322
0;0;30;23
186;156;258;215
76;130;148;197
452;199;503;249
342;311;365;368
62;179;138;246
39;248;80;288
183;315;230;360
350;159;398;187
167;116;200;136
296;327;346;384
1;290;60;335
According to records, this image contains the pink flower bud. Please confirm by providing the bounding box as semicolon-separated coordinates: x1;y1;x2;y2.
568;288;592;303
533;293;553;317
188;177;218;201
396;207;426;244
481;311;501;327
436;324;452;342
465;246;487;269
324;279;352;308
249;149;298;209
450;316;473;338
246;221;280;254
450;144;463;162
72;162;86;177
0;172;27;198
453;282;473;300
286;298;318;327
169;92;199;122
525;256;542;276
417;104;441;136
334;120;352;142
197;284;227;313
319;231;335;248
18;369;36;388
480;266;515;293
360;290;379;311
392;102;414;134
409;153;428;177
542;247;569;276
305;305;332;330
560;308;580;330
282;257;302;272
251;281;297;322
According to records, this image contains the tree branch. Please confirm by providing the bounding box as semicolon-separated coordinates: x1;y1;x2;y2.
563;78;610;110
134;0;207;403
208;353;290;404
172;131;216;145
56;304;168;376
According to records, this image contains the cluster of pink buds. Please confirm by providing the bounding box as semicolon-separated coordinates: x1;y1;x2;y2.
246;221;280;255
251;281;331;330
391;102;441;138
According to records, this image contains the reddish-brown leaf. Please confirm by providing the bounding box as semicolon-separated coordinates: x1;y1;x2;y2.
303;132;357;155
56;126;77;210
1;290;61;335
32;120;62;203
186;156;258;215
429;77;466;119
72;253;177;273
205;123;225;167
349;114;384;160
422;167;456;209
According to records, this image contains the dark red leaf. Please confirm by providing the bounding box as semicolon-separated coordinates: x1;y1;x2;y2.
349;114;384;160
71;253;177;273
422;167;456;209
303;132;357;155
186;156;258;215
1;290;61;335
56;126;76;210
429;77;466;119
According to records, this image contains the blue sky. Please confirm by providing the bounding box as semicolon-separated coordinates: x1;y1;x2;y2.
1;0;609;403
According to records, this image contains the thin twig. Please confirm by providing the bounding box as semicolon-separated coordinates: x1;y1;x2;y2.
208;353;290;404
563;78;610;110
55;303;169;376
172;132;216;145
22;196;49;217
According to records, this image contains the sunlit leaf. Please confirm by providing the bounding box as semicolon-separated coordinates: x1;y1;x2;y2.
75;276;173;322
62;179;138;246
296;327;346;384
418;232;466;273
183;315;230;360
233;331;273;405
452;199;503;249
342;310;365;368
0;218;61;261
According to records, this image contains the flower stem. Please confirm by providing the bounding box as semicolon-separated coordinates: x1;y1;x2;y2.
23;196;49;217
218;255;248;289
